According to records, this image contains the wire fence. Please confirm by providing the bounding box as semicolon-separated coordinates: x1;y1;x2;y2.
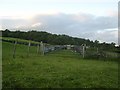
1;38;119;61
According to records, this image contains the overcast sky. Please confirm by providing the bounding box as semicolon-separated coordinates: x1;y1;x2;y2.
0;0;119;44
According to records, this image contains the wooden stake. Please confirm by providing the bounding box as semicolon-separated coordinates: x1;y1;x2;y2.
13;41;17;58
97;48;98;53
40;41;44;55
82;44;85;58
28;41;31;56
37;44;40;54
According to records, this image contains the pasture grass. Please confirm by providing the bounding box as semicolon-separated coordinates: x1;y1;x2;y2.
2;42;118;88
1;37;40;44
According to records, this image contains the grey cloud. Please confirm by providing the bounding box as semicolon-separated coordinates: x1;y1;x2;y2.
1;18;29;29
80;29;118;44
1;13;118;43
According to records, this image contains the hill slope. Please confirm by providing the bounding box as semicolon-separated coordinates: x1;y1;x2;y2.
2;41;118;88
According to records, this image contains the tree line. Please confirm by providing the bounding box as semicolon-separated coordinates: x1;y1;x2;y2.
1;29;119;51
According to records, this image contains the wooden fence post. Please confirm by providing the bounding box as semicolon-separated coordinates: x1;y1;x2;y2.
40;41;44;55
27;41;31;56
13;41;17;58
82;44;85;58
37;44;40;54
97;48;98;53
82;44;86;58
0;31;1;90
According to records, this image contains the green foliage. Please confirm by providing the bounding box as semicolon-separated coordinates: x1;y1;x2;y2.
2;29;93;45
1;37;40;44
2;29;118;51
2;42;118;88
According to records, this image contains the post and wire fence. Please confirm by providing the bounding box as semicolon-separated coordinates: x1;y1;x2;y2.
1;37;118;61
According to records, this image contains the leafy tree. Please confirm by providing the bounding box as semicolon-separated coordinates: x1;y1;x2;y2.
2;29;116;51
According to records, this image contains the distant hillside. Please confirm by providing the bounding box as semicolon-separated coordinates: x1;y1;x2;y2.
1;29;118;51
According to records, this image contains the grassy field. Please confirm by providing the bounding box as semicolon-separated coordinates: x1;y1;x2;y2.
2;41;118;88
1;37;40;44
